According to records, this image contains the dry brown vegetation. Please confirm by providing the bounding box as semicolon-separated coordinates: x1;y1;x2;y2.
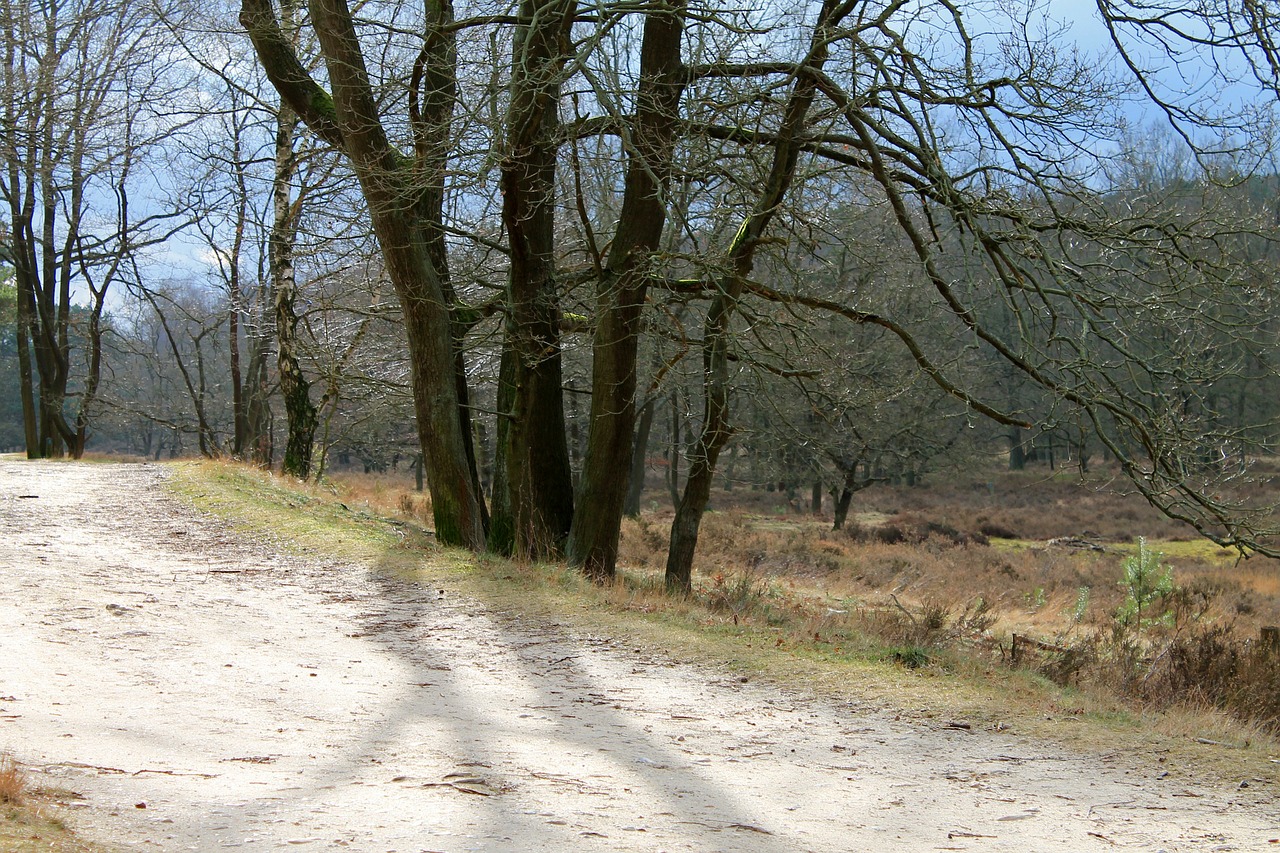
0;754;97;852
0;753;24;805
320;459;1280;733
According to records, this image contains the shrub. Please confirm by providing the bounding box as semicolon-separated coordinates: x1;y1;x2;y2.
1116;538;1176;632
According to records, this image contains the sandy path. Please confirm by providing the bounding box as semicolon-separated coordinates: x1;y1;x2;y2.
0;459;1275;852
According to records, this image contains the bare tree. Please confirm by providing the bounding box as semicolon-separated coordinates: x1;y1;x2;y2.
242;0;489;547
224;0;1280;590
1;0;187;457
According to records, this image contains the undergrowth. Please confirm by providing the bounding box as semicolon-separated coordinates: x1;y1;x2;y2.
0;754;24;805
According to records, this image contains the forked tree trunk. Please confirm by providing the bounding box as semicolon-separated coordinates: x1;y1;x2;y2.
567;2;687;579
244;0;487;548
70;286;110;458
499;0;576;559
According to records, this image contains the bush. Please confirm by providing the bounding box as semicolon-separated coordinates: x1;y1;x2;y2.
1116;538;1175;632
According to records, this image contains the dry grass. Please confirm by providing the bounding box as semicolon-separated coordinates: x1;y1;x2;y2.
611;462;1280;736
315;461;1280;677
326;470;435;527
171;457;1280;776
0;755;99;852
0;754;25;805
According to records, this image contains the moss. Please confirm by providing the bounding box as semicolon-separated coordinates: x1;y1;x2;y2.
310;88;337;125
431;495;465;547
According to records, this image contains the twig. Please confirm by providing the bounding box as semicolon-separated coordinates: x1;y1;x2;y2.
888;593;916;624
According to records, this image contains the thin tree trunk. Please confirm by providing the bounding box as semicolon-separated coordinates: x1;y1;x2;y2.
623;395;657;517
666;0;841;593
228;175;248;456
271;101;317;479
487;346;516;554
667;388;681;509
14;267;38;458
70;287;108;458
244;310;273;467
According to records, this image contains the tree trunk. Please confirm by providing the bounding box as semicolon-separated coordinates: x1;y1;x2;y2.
487;346;516;555
667;389;681;509
665;0;840;593
499;0;576;559
228;197;248;456
245;0;487;548
14;266;38;458
666;294;737;593
623;395;658;517
244;325;273;467
721;442;738;490
833;487;853;530
70;286;110;458
1008;427;1026;470
567;2;687;579
272;102;317;479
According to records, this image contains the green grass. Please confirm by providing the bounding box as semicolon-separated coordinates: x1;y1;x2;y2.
166;459;1280;784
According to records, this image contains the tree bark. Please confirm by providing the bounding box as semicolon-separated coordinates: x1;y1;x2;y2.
244;0;487;548
499;0;577;559
623;394;658;517
271;100;316;479
1008;427;1026;470
244;330;273;467
667;389;681;509
486;345;515;555
568;1;687;578
13;258;38;458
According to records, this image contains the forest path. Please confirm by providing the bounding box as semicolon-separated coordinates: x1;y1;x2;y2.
0;458;1274;852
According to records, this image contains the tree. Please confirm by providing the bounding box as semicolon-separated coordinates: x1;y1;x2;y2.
242;0;488;547
1;0;186;458
0;265;24;450
231;0;1280;590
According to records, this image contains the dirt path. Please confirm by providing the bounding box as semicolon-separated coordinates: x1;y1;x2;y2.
0;459;1275;851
